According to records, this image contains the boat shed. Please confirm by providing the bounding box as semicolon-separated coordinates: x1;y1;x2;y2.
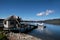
3;15;21;29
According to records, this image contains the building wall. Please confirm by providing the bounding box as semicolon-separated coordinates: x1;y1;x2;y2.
4;20;17;28
0;20;4;27
4;21;9;28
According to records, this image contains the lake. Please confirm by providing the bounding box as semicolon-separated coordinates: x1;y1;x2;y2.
28;23;60;40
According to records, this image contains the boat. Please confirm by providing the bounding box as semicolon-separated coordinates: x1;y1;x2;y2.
37;23;46;30
3;15;38;33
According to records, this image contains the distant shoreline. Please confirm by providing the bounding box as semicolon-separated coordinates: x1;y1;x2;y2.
43;19;60;25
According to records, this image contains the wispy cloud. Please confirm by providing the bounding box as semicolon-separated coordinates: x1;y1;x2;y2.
36;9;54;16
45;10;54;15
37;12;45;16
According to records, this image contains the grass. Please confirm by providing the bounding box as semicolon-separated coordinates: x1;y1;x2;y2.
0;30;8;40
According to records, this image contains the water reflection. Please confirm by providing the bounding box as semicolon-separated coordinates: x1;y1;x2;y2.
28;23;60;40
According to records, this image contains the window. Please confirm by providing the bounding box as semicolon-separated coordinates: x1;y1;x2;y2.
4;21;6;24
10;21;14;25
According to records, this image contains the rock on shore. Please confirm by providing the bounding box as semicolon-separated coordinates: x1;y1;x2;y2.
7;32;41;40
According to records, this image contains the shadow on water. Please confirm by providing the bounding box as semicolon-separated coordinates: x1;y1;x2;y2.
27;24;60;40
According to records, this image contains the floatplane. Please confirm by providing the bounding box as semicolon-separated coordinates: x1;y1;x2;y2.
0;15;46;33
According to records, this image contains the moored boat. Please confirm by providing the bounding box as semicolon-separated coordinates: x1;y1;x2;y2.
3;15;38;33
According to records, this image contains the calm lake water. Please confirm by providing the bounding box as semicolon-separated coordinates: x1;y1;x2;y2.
28;23;60;40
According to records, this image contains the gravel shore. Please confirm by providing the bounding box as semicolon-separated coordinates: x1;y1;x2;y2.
7;32;41;40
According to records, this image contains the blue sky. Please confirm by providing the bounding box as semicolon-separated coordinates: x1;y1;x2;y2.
0;0;60;20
